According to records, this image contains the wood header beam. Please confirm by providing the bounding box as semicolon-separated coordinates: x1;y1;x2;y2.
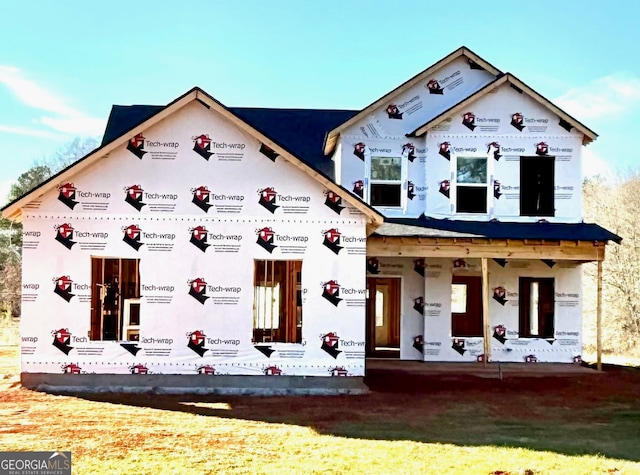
367;237;606;261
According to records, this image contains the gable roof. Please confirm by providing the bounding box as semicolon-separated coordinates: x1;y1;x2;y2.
1;87;383;226
322;46;503;155
408;73;598;145
103;105;359;179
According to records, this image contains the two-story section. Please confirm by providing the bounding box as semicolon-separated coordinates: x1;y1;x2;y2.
327;47;619;364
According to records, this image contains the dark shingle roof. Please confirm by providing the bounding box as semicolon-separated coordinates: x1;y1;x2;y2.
102;104;358;179
381;216;622;243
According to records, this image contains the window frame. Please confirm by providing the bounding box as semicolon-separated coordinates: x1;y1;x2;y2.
366;154;407;209
451;154;492;215
253;259;302;344
90;256;141;341
519;156;555;217
518;277;555;338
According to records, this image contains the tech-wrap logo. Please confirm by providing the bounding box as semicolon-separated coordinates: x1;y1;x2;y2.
188;278;209;305
321;280;366;307
438;142;451;160
535;142;549;156
192;134;214;160
353;142;366;160
321;280;342;307
452;338;466;356
189;225;210;252
264;365;282;375
196;364;216;375
402;143;416;162
130;363;150;374
122;224;143;251
124;184;145;211
54;223;75;249
324;190;345;215
329;366;348;376
187;330;209;357
56;183;111;211
494;180;502;199
367;257;380;274
352;180;364;198
57;183;78;209
124;185;178;212
256;227;308;255
407;181;416;200
320;332;342;359
462;112;476;131
493;324;507;344
62;363;82;374
511;112;526;131
413;335;424;353
258;187;310;215
413;258;425;277
439;179;450;198
322;228;343;255
259;143;279;161
53;275;75;302
191;186;212;212
385;104;403;120
258;187;279;213
127;133;147;159
487;141;502;161
413;296;425;315
52;328;73;355
427;79;444;94
123;224;175;252
54;223;108;251
256;227;277;253
493;286;508;306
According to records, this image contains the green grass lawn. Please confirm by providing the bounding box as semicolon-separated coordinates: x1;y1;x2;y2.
1;346;639;474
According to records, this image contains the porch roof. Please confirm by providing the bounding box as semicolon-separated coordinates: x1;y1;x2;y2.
376;216;622;244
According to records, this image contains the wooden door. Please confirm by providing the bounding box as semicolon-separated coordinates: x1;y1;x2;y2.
366;277;401;357
451;275;483;337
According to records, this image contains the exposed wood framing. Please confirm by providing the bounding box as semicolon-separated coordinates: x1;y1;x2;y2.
597;259;603;371
367;237;606;261
481;258;490;366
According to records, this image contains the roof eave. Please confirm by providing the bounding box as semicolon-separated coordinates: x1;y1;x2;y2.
410;73;598;145
323;46;503;156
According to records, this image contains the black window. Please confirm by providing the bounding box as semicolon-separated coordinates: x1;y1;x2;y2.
519;277;554;338
520;157;554;216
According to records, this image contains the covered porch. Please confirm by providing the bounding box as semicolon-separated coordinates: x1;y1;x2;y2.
366;218;621;370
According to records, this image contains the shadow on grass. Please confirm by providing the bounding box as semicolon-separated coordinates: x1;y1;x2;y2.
73;364;640;463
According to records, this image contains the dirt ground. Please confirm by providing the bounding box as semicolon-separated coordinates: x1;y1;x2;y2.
1;345;639;473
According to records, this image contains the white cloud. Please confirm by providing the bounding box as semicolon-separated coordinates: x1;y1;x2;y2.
555;74;640;119
39;116;106;136
0;66;79;117
0;124;65;139
0;65;105;137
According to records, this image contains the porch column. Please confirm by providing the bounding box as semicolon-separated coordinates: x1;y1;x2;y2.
481;257;490;366
597;259;603;371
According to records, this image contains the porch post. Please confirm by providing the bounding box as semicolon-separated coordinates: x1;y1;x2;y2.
597;259;603;371
481;257;490;366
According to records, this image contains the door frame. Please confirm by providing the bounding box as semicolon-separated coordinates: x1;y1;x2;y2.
366;276;401;358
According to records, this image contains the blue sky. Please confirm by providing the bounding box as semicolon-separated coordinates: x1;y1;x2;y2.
0;1;638;203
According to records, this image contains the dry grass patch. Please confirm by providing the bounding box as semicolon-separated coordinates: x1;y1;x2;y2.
1;347;639;474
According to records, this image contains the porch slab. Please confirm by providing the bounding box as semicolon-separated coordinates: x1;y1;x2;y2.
365;359;602;378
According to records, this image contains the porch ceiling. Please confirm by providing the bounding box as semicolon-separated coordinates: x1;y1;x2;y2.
367;235;606;261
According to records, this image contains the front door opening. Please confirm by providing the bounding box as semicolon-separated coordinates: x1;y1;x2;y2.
451;275;483;337
366;277;401;357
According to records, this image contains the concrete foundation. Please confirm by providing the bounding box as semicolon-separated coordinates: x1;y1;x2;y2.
20;373;369;396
